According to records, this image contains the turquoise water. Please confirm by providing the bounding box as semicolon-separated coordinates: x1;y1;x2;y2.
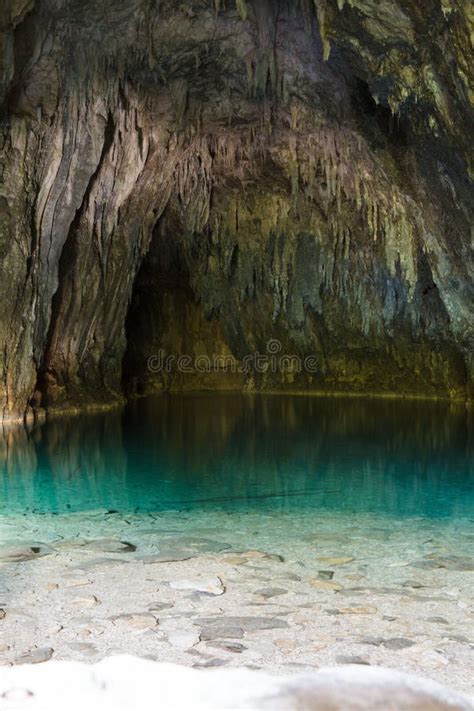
1;394;472;519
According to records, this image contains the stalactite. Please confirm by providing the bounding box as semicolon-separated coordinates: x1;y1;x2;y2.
313;0;331;61
170;79;189;129
235;0;248;21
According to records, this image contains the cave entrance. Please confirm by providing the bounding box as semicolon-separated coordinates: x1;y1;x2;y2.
122;209;240;395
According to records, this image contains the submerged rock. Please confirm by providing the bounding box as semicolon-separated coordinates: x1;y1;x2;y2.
382;638;417;651
317;556;354;566
169;577;225;596
196;617;289;634
0;543;54;563
199;626;245;642
309;579;343;591
253;587;288;599
205;641;247;654
78;539;137;553
411;556;474;571
336;655;371;666
14;647;54;665
110;613;158;630
140;538;231;564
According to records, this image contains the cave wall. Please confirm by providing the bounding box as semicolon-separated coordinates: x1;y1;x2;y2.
0;0;472;421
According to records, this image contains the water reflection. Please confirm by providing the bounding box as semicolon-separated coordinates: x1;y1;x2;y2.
1;394;473;517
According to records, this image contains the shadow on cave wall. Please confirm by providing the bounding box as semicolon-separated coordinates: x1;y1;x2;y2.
122;207;241;396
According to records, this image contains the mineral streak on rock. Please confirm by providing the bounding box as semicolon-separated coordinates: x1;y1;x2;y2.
0;0;472;422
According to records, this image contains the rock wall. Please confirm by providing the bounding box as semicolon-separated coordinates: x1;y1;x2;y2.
0;0;472;422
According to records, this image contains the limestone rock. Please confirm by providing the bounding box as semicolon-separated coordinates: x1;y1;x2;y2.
0;656;472;710
196;617;289;634
2;0;470;420
169;577;225;596
14;647;54;665
79;539;137;553
317;556;354;566
310;579;343;591
254;587;288;599
111;613;158;631
0;543;54;563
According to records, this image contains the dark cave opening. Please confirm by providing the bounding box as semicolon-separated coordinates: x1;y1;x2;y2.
351;77;409;149
122;208;214;396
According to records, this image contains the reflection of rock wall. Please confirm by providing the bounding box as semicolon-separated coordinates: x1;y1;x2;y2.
1;394;472;515
0;1;472;421
124;394;473;517
0;411;127;512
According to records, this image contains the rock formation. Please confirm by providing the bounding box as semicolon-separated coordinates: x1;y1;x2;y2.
0;0;472;422
0;656;473;710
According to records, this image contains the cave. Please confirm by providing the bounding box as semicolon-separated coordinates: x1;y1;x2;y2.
0;0;472;422
0;0;473;704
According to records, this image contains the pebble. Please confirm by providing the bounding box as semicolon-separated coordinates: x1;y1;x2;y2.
205;641;247;653
138;538;230;563
147;602;174;612
0;543;53;563
140;552;193;564
15;647;54;665
338;606;377;615
360;637;384;647
197;616;289;633
426;616;449;624
254;587;288;599
238;550;284;563
401;580;425;589
193;657;228;669
169;577;225;596
200;625;244;641
336;655;370;665
71;595;101;608
382;638;416;650
64;578;93;589
309;579;343;591
74;539;137;553
68;643;97;655
317;557;354;566
411;555;474;571
221;555;248;566
111;613;158;630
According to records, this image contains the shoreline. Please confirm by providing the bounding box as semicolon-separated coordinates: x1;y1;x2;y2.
1;386;471;430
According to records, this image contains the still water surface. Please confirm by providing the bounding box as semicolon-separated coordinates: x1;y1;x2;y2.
1;394;472;519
